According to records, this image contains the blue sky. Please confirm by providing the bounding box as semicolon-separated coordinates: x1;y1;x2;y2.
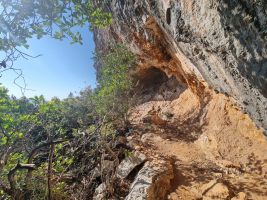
0;27;97;99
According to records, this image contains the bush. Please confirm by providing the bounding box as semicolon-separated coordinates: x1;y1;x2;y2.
93;44;136;123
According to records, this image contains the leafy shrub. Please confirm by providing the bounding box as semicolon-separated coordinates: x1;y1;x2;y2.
93;44;136;123
0;44;137;200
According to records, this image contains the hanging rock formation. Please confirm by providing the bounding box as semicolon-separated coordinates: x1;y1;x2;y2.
94;0;267;131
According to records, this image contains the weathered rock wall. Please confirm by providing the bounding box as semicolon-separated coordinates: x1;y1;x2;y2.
93;0;267;131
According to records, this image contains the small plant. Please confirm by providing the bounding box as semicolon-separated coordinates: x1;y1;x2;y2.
124;150;134;158
162;111;174;119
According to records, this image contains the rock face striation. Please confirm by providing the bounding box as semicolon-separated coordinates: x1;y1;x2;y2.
93;0;267;199
125;160;174;200
94;0;267;132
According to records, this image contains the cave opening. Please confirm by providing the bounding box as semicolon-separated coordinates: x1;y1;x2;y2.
138;67;168;89
135;67;186;103
166;8;171;25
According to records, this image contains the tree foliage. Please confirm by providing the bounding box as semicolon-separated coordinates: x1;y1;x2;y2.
0;85;73;199
0;43;136;199
0;0;139;199
0;0;112;87
94;44;136;122
0;0;111;49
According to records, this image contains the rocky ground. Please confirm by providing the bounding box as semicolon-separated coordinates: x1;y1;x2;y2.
93;79;267;200
125;84;267;200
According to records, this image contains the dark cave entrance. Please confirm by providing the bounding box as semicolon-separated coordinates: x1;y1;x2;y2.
134;67;186;103
166;8;171;25
138;67;169;89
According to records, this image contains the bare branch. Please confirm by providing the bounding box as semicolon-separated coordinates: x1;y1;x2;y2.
0;47;40;95
13;47;42;60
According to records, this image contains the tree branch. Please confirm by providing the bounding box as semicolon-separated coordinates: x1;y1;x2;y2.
0;147;12;171
25;139;68;187
13;47;42;60
8;162;36;190
47;143;55;200
27;139;67;164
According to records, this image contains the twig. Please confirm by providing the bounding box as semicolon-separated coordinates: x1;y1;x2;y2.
14;47;42;60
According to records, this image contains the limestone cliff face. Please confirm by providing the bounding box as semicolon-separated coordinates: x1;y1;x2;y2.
94;0;267;132
93;1;267;199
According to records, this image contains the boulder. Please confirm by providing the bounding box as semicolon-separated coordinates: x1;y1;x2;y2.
231;192;247;200
93;183;106;200
125;160;174;200
201;181;229;200
116;151;146;179
91;160;114;179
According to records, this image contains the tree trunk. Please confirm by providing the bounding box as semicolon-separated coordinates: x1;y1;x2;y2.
47;143;55;200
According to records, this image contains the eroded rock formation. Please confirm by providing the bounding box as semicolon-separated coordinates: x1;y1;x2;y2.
93;0;267;199
94;0;267;131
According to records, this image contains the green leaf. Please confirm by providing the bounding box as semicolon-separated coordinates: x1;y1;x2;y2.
1;137;7;145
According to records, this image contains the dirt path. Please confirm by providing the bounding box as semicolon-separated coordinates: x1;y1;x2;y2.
129;88;267;200
139;130;267;200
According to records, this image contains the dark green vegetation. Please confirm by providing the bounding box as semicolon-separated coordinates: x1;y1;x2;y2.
0;1;138;199
0;44;136;199
94;44;136;122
